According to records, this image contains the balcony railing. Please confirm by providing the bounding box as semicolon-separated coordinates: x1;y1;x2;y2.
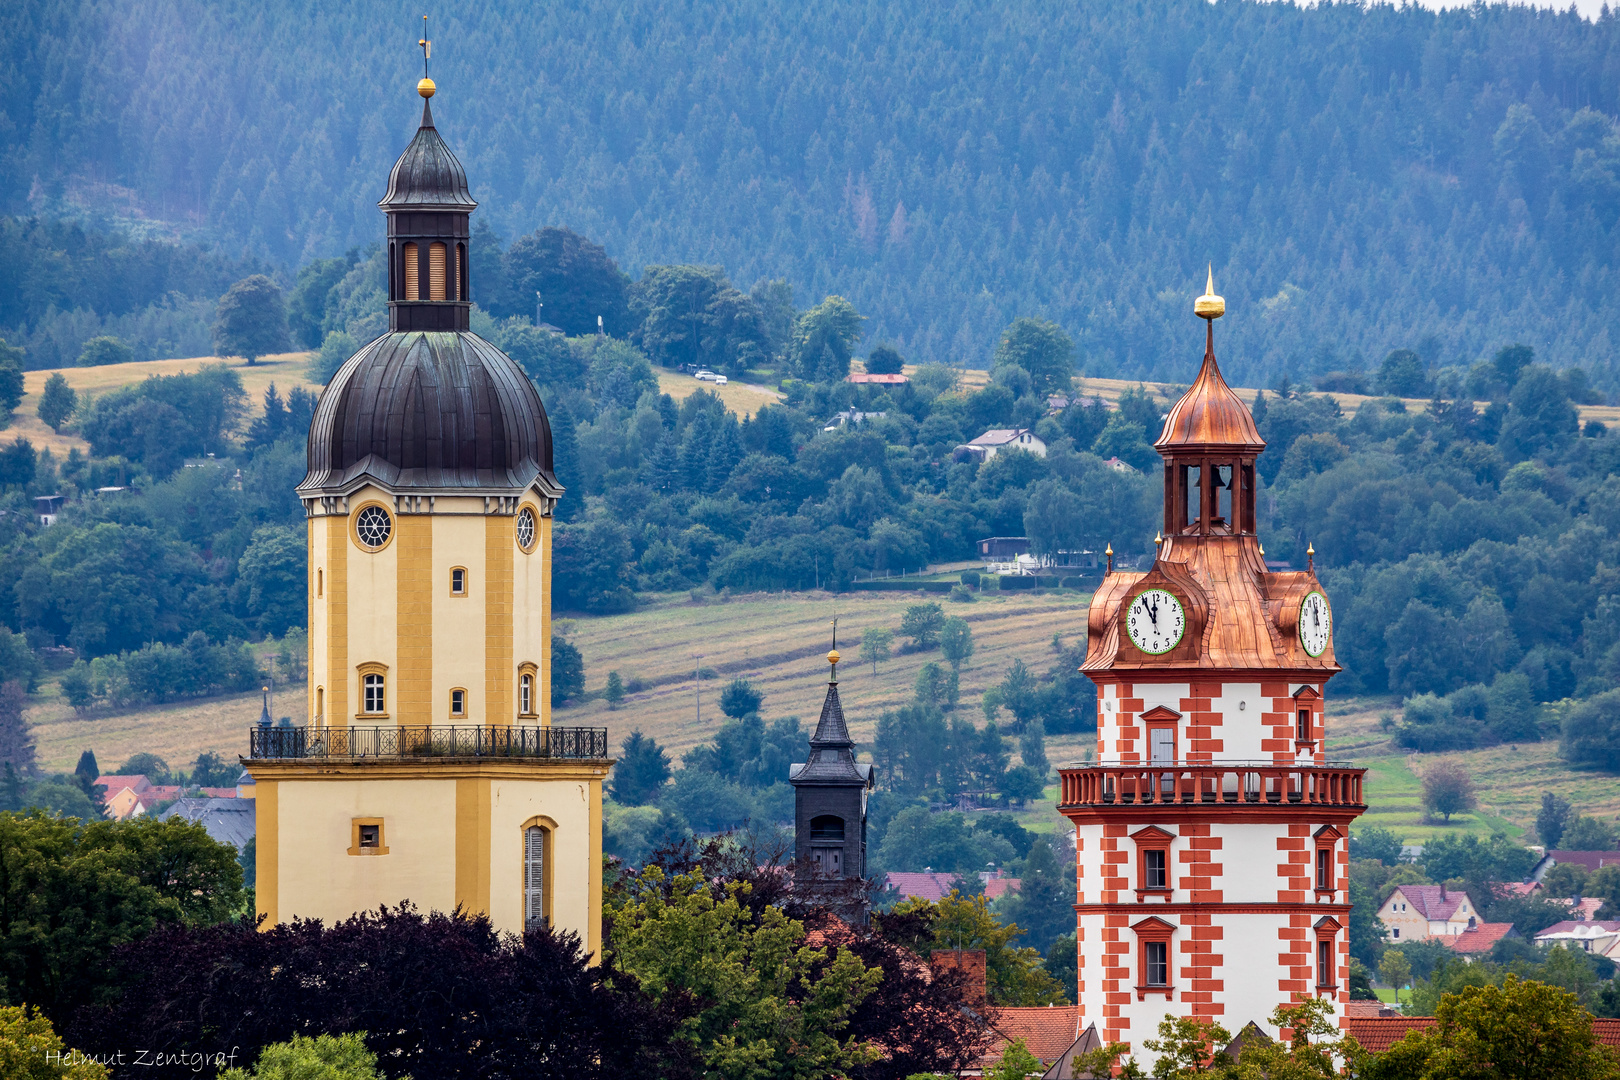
249;724;609;761
1057;762;1365;809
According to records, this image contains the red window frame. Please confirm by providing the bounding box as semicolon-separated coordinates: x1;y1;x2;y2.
1293;686;1320;749
1131;826;1175;899
1314;825;1342;899
1132;916;1176;1000
1313;915;1341;993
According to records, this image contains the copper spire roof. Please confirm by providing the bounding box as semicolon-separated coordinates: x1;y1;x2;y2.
379;99;478;211
1155;326;1266;452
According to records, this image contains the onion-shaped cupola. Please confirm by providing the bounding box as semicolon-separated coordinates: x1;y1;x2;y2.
298;74;560;502
382;79;476;332
1156;269;1265;536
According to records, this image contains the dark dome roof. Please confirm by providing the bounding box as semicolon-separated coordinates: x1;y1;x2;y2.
379;100;478;211
299;331;557;495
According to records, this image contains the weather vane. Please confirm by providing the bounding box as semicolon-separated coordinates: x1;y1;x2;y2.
419;15;431;78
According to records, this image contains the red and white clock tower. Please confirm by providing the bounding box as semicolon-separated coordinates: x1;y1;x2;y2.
1058;275;1364;1054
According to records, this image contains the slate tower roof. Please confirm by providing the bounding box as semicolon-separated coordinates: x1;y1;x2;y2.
300;82;559;500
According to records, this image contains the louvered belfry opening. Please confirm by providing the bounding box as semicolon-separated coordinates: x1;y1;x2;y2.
403;243;420;301
429;242;447;301
381;96;476;331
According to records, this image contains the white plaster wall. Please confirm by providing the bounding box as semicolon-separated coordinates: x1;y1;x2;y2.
1076;911;1110;1027
1209;822;1293;904
1075;824;1107;904
488;777;594;940
275;778;458;924
1212;913;1298;1030
1210;682;1265;760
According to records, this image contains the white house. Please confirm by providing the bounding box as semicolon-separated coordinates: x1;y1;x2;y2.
958;428;1047;461
1376;884;1480;941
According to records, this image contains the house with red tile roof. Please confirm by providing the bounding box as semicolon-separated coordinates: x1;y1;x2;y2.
1350;1016;1620;1056
1440;922;1516;955
984;876;1021;901
93;774;152;820
1347;1017;1437;1053
1375;884;1481;942
884;871;960;903
968;1005;1081;1077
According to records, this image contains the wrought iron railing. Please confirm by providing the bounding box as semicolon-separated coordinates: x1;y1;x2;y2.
249;724;609;761
1057;761;1365;808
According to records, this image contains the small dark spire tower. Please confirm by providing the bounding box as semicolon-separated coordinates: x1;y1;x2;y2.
382;23;477;332
790;631;875;900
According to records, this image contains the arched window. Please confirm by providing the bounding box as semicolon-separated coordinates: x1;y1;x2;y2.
517;663;539;719
450;567;467;596
403;242;420;300
523;822;552;930
317;567;323;597
429;242;447;301
449;688;467;718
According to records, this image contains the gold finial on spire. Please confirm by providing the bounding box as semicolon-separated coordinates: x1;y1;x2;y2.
1194;264;1225;320
1307;541;1315;571
1105;542;1114;573
1155;531;1163;547
417;16;436;98
827;616;840;676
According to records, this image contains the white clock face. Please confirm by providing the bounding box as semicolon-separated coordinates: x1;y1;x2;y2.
1300;591;1331;657
1126;588;1186;655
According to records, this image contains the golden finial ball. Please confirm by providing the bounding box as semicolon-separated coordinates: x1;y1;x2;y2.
418;77;436;99
1194;264;1225;320
827;649;841;666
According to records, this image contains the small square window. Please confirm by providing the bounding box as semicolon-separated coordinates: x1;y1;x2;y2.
349;818;387;856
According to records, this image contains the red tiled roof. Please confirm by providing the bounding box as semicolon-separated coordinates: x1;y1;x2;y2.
93;774;152;793
1348;1017;1436;1053
1355;1017;1620;1053
984;877;1021;900
198;787;237;799
1344;1000;1399;1019
1550;850;1620;872
884;872;959;903
982;1005;1081;1066
1440;923;1515;953
1499;881;1541;896
1390;885;1472;922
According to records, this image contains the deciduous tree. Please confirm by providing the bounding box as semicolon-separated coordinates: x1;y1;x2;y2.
213;276;290;365
37;374;76;432
1420;761;1476;823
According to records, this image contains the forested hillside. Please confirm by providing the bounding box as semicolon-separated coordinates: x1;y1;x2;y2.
7;1;1620;384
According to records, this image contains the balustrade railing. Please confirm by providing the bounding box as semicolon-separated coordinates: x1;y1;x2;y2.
1057;761;1364;808
249;724;609;761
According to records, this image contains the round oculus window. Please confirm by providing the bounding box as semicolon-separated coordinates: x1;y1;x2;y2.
355;505;393;549
515;507;537;552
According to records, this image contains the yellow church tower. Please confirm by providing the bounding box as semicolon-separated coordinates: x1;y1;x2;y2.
246;67;608;954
